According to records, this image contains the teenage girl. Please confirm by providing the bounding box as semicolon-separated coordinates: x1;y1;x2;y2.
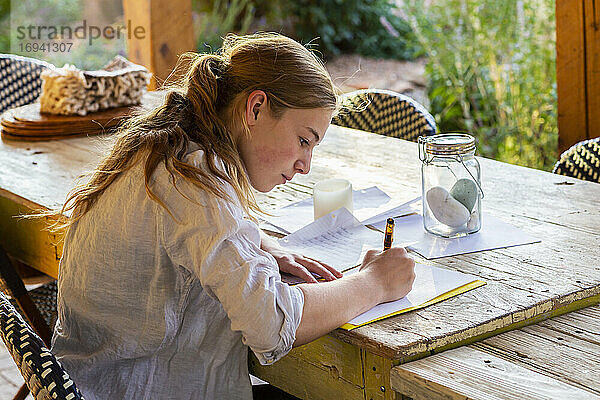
51;33;415;399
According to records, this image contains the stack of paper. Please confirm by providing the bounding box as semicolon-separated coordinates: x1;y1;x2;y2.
261;186;417;234
278;207;382;273
369;210;540;259
266;187;539;260
275;206;486;329
267;186;540;329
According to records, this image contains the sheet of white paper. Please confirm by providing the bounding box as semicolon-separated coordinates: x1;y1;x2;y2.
371;213;540;259
260;196;315;235
347;263;481;326
261;186;417;234
278;207;383;272
361;197;421;226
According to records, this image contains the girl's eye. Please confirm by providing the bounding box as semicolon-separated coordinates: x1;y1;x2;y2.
300;137;309;146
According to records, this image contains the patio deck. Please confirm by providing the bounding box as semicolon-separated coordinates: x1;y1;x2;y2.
0;340;31;400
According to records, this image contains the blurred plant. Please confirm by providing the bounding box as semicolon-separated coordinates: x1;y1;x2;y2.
42;36;125;70
6;0;125;70
403;0;557;170
285;0;421;60
0;0;9;52
192;0;255;52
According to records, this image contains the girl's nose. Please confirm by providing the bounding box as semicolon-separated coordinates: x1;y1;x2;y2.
294;154;311;174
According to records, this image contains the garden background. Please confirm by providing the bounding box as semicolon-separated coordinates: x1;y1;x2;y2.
0;0;558;171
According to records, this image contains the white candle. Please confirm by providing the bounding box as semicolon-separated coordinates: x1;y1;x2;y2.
313;178;353;220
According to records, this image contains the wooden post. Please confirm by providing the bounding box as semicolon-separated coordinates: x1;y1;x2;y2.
556;0;600;154
122;0;195;90
585;0;600;141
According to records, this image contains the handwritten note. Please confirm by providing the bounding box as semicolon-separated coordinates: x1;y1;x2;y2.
273;199;487;330
278;207;382;273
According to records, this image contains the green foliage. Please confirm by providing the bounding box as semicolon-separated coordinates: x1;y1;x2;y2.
192;0;255;52
0;0;11;52
285;0;421;59
404;0;557;171
43;37;125;70
5;0;124;70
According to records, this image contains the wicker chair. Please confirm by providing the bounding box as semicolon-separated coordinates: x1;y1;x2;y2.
0;51;58;351
1;54;59;400
0;54;52;114
0;248;57;400
552;137;600;183
0;292;84;400
331;89;436;142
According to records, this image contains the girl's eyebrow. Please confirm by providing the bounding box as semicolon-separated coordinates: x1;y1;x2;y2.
305;127;321;143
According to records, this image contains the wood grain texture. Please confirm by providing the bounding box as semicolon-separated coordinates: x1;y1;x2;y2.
249;335;364;400
556;0;588;153
122;0;152;86
391;305;600;399
536;305;600;345
391;345;599;400
123;0;194;89
476;323;600;393
277;334;364;387
363;351;396;400
585;0;600;140
1;123;600;397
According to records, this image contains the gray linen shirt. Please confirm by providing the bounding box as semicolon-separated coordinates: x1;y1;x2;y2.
51;147;304;399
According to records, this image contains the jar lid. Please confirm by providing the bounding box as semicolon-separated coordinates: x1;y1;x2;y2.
421;134;476;156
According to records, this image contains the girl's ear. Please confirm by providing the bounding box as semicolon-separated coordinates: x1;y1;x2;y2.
245;90;268;126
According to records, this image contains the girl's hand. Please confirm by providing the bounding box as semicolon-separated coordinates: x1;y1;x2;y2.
260;231;342;283
359;248;415;303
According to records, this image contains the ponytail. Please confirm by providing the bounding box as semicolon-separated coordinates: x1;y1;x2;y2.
48;32;337;232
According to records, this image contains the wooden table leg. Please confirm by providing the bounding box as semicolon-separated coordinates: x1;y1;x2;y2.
249;335;365;400
0;196;60;279
363;351;396;400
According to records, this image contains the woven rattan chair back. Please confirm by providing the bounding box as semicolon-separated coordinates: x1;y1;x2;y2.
0;292;85;400
553;137;600;183
0;247;58;400
0;54;52;114
331;89;436;142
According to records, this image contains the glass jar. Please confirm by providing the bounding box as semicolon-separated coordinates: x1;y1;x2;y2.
418;134;483;238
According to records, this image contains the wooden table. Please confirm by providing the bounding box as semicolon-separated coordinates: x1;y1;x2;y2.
1;124;599;399
391;304;600;399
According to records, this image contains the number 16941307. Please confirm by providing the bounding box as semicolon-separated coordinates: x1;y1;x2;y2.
19;42;73;53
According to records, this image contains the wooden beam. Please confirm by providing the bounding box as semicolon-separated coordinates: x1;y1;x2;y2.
585;0;600;140
249;335;365;400
123;0;195;90
556;0;587;153
556;0;600;154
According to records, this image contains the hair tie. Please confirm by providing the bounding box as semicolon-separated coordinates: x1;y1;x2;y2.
212;56;229;79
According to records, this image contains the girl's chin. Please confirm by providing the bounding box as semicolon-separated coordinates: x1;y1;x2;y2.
252;181;277;193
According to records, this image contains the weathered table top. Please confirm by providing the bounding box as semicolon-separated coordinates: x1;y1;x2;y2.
392;304;600;399
1;115;599;399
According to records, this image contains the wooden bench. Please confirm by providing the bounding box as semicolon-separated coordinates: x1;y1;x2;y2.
391;304;600;400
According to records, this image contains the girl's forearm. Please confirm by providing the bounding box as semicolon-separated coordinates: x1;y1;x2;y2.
293;272;382;346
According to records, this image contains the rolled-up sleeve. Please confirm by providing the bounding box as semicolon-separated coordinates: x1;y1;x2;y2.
161;180;304;365
200;223;304;365
261;280;304;364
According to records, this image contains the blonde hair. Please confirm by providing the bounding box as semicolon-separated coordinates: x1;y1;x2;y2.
52;32;338;231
